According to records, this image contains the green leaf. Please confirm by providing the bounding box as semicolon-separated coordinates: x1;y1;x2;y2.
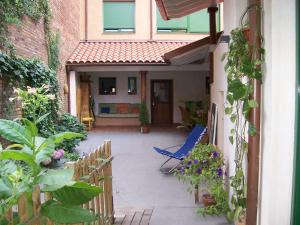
248;100;258;108
51;182;102;205
35;143;55;165
228;79;247;100
0;150;40;175
225;107;233;115
248;123;257;136
227;94;234;105
0;119;33;147
37;132;83;152
21;118;38;137
0;177;13;199
230;114;237;123
35;113;51;125
229;136;234;145
38;169;74;190
41;200;97;224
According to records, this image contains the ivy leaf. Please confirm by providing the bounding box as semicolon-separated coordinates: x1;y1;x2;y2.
248;100;258;108
229;136;234;145
227;94;234;105
225;107;233;115
228;79;247;100
230;114;237;123
248;123;257;136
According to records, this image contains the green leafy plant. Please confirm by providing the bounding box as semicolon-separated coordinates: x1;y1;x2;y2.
54;113;87;153
221;5;264;221
0;51;59;122
176;144;229;217
139;102;149;126
0;117;100;224
64;151;81;162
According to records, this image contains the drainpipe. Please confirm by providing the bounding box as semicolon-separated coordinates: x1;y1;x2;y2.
150;0;153;40
246;0;262;224
208;6;218;84
85;0;88;41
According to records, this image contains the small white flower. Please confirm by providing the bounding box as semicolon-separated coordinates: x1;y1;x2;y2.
27;87;37;94
46;94;55;100
9;97;15;102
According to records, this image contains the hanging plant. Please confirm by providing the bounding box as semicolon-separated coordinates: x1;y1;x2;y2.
221;4;264;221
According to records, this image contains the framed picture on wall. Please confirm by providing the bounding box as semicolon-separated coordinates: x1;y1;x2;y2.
209;103;218;145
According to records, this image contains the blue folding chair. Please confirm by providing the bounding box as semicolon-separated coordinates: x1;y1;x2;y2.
153;124;207;173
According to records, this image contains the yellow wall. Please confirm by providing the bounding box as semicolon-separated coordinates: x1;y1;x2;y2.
80;0;223;41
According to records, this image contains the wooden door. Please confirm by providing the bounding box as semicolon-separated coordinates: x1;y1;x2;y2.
151;80;173;124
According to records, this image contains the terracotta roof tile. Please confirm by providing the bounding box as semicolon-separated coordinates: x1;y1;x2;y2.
67;41;191;65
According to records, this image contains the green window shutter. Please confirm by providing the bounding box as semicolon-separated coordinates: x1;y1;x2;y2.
156;9;187;31
188;8;220;33
103;2;135;30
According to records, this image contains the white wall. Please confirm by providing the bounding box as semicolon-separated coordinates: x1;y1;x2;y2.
259;0;296;224
211;0;248;198
90;71;141;114
147;71;207;123
88;71;207;123
212;0;297;224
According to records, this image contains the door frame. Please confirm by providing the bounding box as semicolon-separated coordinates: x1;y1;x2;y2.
150;79;173;124
292;1;300;224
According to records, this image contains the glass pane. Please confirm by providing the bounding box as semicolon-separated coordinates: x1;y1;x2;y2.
128;77;137;95
188;8;220;33
154;82;169;103
156;8;188;31
103;2;135;30
99;77;116;95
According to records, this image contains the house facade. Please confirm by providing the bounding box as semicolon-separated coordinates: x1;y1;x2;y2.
67;0;223;126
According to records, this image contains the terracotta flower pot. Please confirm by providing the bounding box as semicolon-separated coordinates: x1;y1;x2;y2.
141;126;150;133
202;194;216;207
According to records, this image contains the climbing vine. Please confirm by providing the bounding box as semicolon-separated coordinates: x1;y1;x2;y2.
222;5;264;221
0;0;60;71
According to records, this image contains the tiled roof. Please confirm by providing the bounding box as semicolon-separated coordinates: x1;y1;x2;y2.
67;41;191;65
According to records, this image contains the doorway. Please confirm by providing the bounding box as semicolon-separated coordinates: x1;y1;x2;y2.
151;80;173;124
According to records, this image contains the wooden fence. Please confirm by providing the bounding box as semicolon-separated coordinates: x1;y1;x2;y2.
4;140;114;225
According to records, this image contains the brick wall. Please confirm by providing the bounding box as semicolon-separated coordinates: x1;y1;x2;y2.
1;0;81;116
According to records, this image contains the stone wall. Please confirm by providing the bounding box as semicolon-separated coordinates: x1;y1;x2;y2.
0;0;81;119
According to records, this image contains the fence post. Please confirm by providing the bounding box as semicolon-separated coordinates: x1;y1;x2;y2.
104;140;114;224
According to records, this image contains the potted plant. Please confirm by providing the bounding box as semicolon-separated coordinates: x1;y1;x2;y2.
139;102;150;133
176;144;229;217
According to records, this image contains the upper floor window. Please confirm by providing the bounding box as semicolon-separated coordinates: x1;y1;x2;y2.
103;0;135;33
156;8;220;33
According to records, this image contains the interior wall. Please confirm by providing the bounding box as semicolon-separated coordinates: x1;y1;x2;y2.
88;71;207;123
259;0;296;224
89;71;141;114
147;71;207;123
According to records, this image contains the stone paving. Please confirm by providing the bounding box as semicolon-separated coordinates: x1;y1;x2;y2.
77;126;232;225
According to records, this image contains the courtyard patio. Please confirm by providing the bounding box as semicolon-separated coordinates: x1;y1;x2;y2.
77;126;231;225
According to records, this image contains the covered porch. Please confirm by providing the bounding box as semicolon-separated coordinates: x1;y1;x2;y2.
66;40;213;128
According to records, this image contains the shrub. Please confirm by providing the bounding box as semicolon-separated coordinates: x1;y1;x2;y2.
54;113;87;153
139;102;149;126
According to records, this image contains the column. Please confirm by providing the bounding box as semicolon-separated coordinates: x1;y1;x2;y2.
69;71;77;116
140;71;147;103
